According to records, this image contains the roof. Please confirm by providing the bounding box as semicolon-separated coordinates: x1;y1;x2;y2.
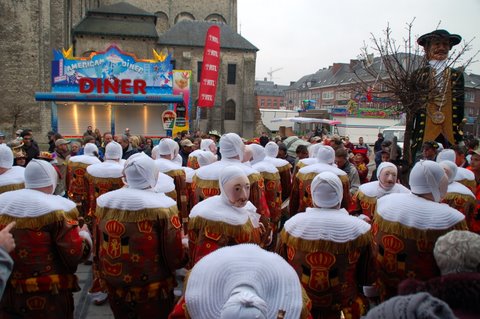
72;2;158;38
255;80;289;96
158;20;258;51
89;2;155;17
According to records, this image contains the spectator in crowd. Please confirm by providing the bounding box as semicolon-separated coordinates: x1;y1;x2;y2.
374;140;392;167
343;136;355;152
335;148;361;197
179;139;194;167
20;130;39;165
451;144;469;168
93;128;102;147
259;131;270;147
118;134;138;160
420;141;439;161
374;133;384;153
83;125;93;137
277;142;295;168
99;131;113;155
47;131;56;152
355;136;372;156
70;141;81;157
370;147;391;182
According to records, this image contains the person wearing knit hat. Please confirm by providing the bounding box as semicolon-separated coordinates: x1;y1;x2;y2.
188;166;267;266
279;171;372;318
152;139;189;230
372;160;467;301
84;141;126;305
350;162;410;221
398;230;480;318
438;161;477;231
192;133;270;234
290;145;351;217
0;144;25;194
364;292;455;319
95;153;185;318
0;159;92;318
169;244;310;319
67;142;101;221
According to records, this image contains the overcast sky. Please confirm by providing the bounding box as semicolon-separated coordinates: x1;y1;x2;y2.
238;0;480;85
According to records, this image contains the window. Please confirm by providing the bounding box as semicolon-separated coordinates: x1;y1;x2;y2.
170;59;176;70
336;91;350;100
225;100;236;120
227;64;236;85
197;61;203;82
322;91;334;100
465;91;475;103
260;99;265;106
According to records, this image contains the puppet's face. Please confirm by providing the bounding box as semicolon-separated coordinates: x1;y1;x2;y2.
379;166;397;190
427;38;450;61
223;175;250;208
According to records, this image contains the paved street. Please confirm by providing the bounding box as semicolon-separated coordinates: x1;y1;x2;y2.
73;264;113;319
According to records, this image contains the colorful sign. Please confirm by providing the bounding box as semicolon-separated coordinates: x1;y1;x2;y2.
51;45;173;94
162;110;176;130
172;70;192;136
197;26;221;108
331;107;401;119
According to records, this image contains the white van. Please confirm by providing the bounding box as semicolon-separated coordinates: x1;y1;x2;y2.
381;125;406;150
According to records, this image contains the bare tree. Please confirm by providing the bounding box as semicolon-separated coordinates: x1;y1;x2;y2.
6;102;38;137
355;20;477;168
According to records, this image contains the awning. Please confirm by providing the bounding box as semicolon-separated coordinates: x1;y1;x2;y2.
35;92;184;104
271;117;341;125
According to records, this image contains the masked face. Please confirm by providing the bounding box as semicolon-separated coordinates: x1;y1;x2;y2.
427;38;450;61
223;175;250;208
379;166;397;190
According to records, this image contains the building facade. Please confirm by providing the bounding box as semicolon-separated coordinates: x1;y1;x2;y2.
0;0;259;140
254;79;288;110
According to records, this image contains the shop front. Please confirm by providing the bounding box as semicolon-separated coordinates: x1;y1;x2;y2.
35;45;191;138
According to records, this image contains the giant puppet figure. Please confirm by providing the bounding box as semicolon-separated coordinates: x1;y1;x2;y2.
411;29;464;157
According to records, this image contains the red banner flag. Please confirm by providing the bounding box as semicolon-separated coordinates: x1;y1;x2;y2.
197;25;221;108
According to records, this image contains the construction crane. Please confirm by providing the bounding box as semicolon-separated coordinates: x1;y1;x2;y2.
267;67;283;81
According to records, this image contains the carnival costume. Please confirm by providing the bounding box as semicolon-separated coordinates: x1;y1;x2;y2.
250;144;282;248
264;141;292;201
85;141;125;304
290;145;350;216
95;153;185;319
437;149;477;193
411;30;464;156
373;160;467;300
0;160;91;319
438;161;477;233
398;230;480;318
0;145;24;194
192;133;270;220
188;166;264;265
170;244;311;319
280;171;372;319
153;139;189;228
351;162;410;220
187;139;216;169
292;143;322;177
67;143;101;217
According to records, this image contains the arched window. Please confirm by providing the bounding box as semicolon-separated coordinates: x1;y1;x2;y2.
205;13;226;24
224;100;236;120
174;12;195;24
154;11;169;34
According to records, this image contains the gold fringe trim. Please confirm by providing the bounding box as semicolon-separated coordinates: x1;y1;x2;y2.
296;161;307;170
68;161;89;169
192;176;219;189
188;216;254;237
297;172;318;182
86;175;123;184
165;169;186;178
193;173;262;188
457;179;476;192
280;229;372;253
277;163;292;173
95;206;178;222
339;175;349;184
356;192;377;205
0;208;79;229
0;183;24;194
261;171;280;181
444;193;476;205
375;214;468;241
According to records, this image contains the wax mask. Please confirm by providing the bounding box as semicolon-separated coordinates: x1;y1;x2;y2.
209;143;217;155
223;175;250;208
379;166;397;190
